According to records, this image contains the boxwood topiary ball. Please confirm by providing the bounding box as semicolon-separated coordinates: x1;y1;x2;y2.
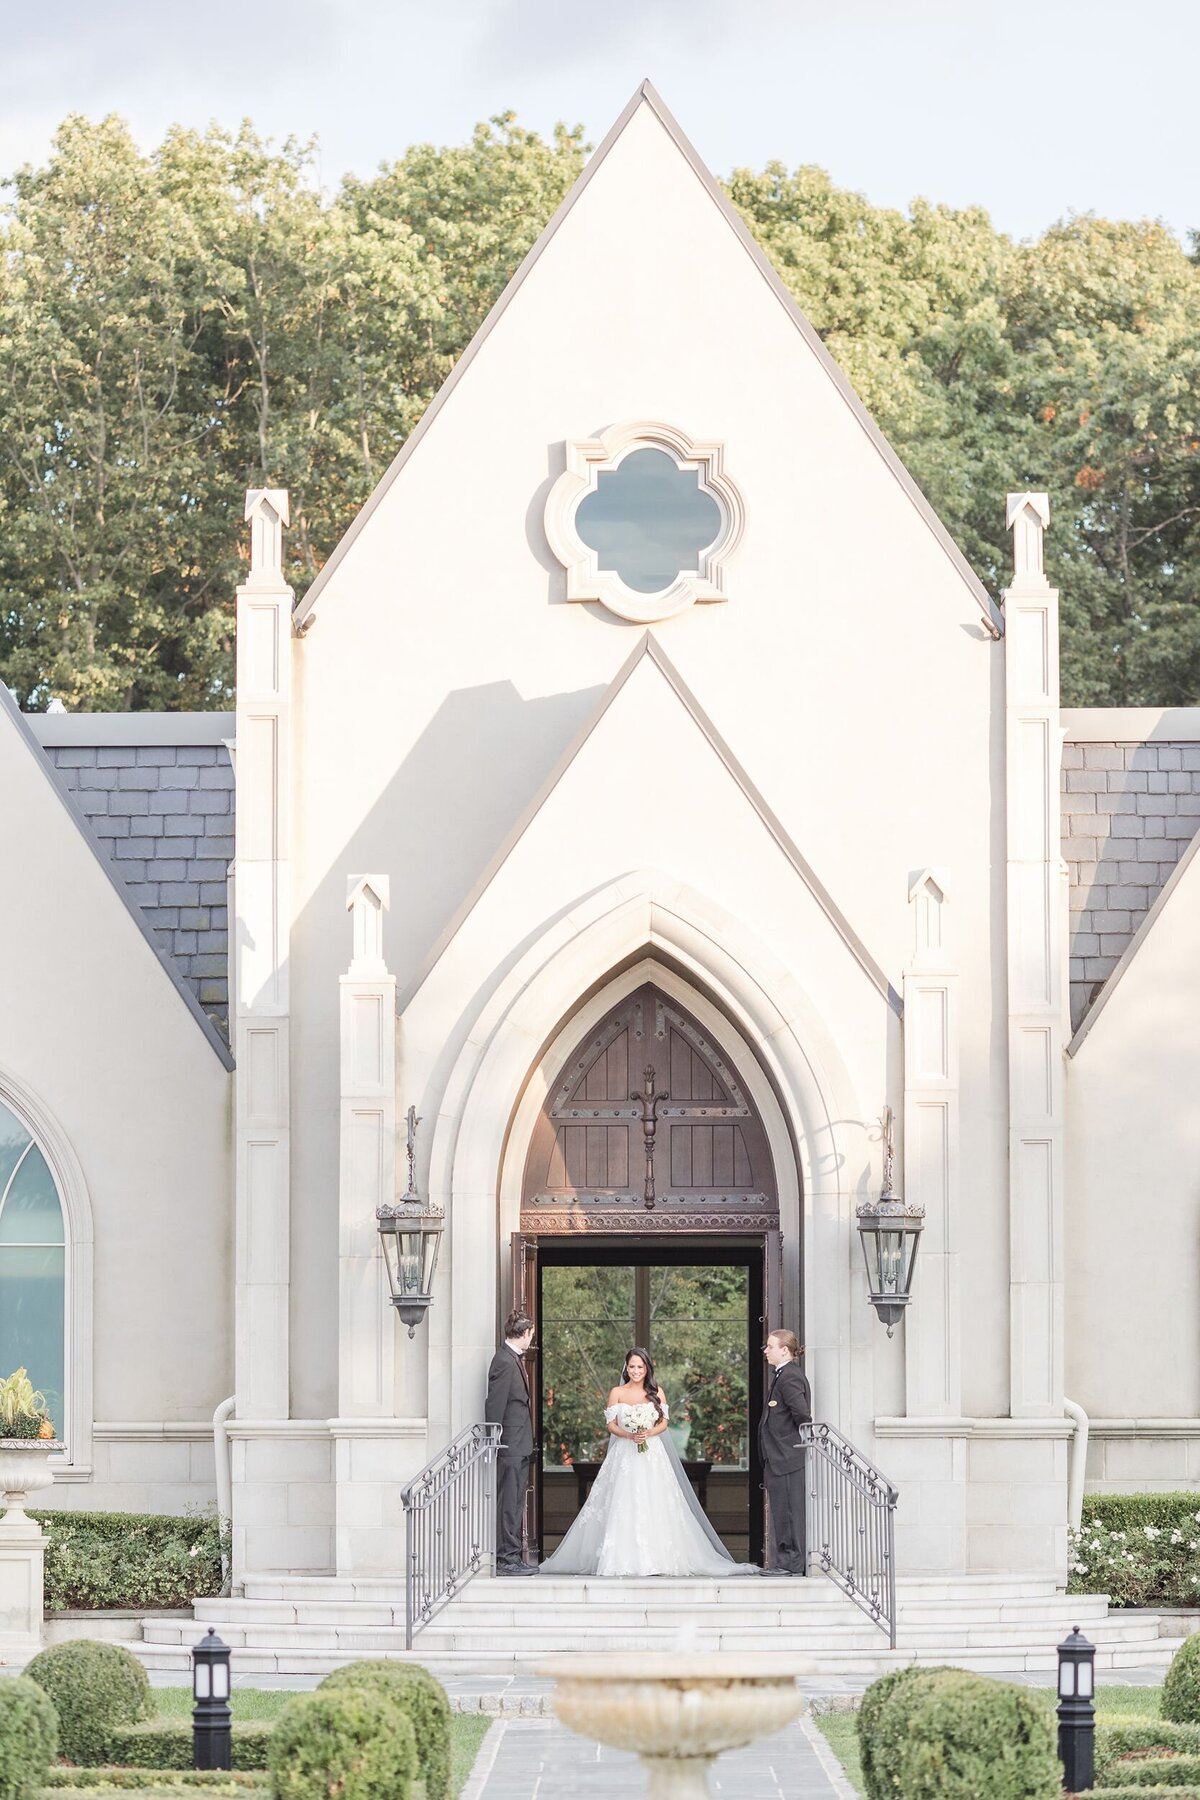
1164;1633;1200;1723
268;1689;418;1800
24;1638;153;1765
319;1662;452;1800
0;1675;59;1800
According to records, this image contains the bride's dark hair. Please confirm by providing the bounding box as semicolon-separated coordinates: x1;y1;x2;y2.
622;1346;664;1422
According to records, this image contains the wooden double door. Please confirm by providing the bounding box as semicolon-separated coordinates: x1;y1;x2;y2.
510;981;792;1564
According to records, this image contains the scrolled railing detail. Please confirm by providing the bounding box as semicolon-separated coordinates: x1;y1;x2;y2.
803;1420;898;1648
400;1421;501;1648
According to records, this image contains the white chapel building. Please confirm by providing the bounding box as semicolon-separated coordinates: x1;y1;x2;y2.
3;86;1199;1611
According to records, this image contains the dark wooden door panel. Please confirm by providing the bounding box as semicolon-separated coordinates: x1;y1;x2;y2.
522;982;778;1233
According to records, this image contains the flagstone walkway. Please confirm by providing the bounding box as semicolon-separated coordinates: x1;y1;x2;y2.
461;1711;854;1799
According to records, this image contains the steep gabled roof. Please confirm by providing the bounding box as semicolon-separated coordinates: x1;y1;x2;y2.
293;81;1003;639
399;632;902;1016
0;684;235;1070
1068;824;1200;1055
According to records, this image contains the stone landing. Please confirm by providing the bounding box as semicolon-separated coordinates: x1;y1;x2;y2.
135;1571;1187;1678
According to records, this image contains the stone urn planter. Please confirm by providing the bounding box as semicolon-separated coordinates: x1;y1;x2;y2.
542;1652;810;1798
0;1439;62;1533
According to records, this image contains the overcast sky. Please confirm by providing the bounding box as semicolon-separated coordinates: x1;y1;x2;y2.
2;0;1195;243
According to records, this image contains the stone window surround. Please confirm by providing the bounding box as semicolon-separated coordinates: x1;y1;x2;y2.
0;1068;93;1478
544;419;746;623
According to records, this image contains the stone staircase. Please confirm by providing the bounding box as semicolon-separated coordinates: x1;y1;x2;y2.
135;1571;1189;1678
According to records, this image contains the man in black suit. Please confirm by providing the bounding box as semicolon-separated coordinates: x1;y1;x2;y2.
759;1327;812;1576
485;1308;536;1575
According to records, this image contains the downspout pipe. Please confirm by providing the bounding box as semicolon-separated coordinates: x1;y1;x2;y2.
1064;1397;1089;1537
212;1395;236;1594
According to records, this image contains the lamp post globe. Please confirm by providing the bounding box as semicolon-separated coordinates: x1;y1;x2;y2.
191;1627;232;1770
1056;1626;1096;1792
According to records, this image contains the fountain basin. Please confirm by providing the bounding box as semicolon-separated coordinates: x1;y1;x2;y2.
541;1652;812;1797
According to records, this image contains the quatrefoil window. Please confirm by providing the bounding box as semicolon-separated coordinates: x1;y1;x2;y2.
544;421;745;624
575;448;722;595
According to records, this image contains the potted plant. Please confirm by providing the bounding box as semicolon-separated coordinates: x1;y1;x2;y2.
0;1368;63;1530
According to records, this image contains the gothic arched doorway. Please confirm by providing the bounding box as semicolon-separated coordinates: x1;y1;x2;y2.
517;981;786;1562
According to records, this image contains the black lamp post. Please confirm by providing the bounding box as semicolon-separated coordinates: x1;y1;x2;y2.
377;1106;444;1338
855;1107;925;1336
192;1626;232;1771
1057;1625;1096;1793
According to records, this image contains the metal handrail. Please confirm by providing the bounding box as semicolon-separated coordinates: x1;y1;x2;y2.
803;1420;899;1647
400;1421;501;1648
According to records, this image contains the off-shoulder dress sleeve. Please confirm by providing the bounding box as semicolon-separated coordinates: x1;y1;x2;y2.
604;1405;619;1422
660;1400;670;1419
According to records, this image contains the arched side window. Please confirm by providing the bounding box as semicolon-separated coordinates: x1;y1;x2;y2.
0;1097;73;1454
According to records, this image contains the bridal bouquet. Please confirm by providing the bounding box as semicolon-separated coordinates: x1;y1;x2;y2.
625;1403;658;1452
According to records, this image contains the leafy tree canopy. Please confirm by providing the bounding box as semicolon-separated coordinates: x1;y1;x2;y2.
1;113;1196;708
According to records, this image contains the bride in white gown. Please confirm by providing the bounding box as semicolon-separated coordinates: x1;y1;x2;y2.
539;1347;753;1578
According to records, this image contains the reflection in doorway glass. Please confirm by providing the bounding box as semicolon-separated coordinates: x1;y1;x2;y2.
540;1261;751;1557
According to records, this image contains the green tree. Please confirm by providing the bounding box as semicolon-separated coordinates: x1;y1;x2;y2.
2;113;1198;708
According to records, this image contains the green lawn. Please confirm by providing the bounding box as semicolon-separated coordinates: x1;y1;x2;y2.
37;1689;491;1800
813;1681;1163;1798
814;1709;865;1794
152;1689;290;1724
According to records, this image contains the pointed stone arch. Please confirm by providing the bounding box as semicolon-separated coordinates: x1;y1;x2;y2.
420;870;875;1446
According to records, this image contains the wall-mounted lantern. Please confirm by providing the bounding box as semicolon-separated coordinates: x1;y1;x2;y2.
376;1106;444;1339
856;1106;925;1337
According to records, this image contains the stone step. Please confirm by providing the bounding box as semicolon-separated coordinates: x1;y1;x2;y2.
141;1609;1164;1653
179;1594;1112;1632
130;1633;1190;1680
239;1571;1068;1603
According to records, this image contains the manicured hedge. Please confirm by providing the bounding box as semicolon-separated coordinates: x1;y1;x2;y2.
1084;1790;1200;1798
1102;1758;1200;1786
1070;1493;1200;1607
42;1787;257;1800
31;1510;223;1611
101;1723;272;1771
0;1674;58;1800
858;1665;1059;1798
42;1774;265;1791
24;1641;153;1766
318;1663;451;1800
267;1691;418;1800
857;1666;955;1800
1099;1721;1200;1769
1165;1635;1200;1722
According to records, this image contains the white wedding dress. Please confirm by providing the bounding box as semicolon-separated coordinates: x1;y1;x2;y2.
539;1402;753;1578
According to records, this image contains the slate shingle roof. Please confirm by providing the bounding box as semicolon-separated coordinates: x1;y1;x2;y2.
1062;737;1200;1032
40;728;234;1038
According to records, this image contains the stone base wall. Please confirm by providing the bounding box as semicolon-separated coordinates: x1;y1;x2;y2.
1085;1428;1200;1494
877;1427;1069;1579
37;1432;216;1516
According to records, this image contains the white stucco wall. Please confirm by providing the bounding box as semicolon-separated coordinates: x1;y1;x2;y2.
1067;841;1200;1488
283;93;1012;1525
0;705;232;1513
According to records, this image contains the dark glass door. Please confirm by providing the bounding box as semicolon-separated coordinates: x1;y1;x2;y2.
537;1243;764;1562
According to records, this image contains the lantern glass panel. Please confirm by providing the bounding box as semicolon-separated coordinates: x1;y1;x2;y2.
194;1661;211;1701
1078;1659;1093;1699
421;1228;441;1295
878;1227;906;1295
1058;1660;1075;1698
397;1225;422;1296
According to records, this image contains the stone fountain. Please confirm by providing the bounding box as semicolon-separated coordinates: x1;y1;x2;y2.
543;1651;811;1797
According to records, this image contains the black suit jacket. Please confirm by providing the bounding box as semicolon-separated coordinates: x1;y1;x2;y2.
485;1346;534;1459
758;1360;812;1475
